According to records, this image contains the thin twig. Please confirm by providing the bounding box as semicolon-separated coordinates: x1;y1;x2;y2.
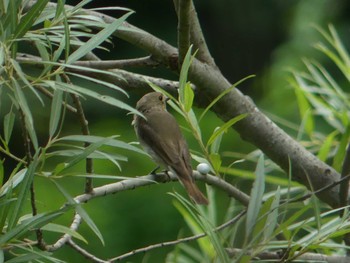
16;52;185;95
67;239;108;263
63;74;94;193
72;56;160;69
46;213;82;252
285;173;350;204
110;210;246;262
18;109;46;249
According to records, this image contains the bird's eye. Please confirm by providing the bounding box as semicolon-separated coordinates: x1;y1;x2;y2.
158;95;163;101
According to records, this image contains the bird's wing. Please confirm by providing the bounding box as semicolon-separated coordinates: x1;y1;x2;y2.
137;111;189;169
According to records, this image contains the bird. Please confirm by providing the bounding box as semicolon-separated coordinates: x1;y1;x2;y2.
133;92;208;205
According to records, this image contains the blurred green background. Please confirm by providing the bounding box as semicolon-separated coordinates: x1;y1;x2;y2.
2;0;350;262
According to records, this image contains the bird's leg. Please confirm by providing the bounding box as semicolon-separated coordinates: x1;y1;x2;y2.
149;165;160;175
149;166;172;182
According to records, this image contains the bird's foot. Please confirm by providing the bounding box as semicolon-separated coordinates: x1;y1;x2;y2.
149;166;160;175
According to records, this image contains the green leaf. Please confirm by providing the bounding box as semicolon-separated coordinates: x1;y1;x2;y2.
11;77;39;150
52;180;105;245
49;88;63;138
263;187;280;240
183;82;194;112
3;110;15;143
58;135;145;155
0;188;14;232
187;109;202;142
209;153;221;173
11;59;44;105
0;210;63;245
246;155;265;238
48;149;127;162
68;72;128;97
317;130;338;162
0;160;3;186
199;75;255;122
67;11;134;64
55;82;139;116
0;168;26;197
179;45;193;103
207;114;247;147
294;82;314;137
7;151;40;231
210;127;223;154
333;125;350;171
55;137;113;174
41;223;87;243
146;79;178;102
13;0;50;40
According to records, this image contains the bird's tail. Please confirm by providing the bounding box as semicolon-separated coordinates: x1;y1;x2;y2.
181;178;209;205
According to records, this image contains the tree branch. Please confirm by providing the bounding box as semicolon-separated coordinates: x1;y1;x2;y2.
67;239;108;263
43;172;248;252
176;0;191;66
110;210;246;262
226;248;350;262
72;56;160;69
174;0;217;66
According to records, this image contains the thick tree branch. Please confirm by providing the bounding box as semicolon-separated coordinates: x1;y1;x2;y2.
176;0;191;65
174;0;217;66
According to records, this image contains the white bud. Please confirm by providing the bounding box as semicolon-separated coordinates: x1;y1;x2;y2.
196;163;210;175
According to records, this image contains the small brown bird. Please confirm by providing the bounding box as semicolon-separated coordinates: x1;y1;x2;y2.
133;92;208;205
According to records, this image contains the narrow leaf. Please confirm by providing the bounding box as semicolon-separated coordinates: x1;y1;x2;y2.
55;82;139;116
13;0;50;39
179;45;193;103
246;155;265;237
0;168;27;197
67;11;134;64
207;114;247;147
41;223;87;243
317;130;338;162
183;82;194;112
3;110;15;143
264;187;280;240
11;78;39;150
7;152;40;230
0;210;63;245
56;137;112;174
49;88;63;138
333;125;350;171
52;180;104;245
58;135;145;155
199;75;255;122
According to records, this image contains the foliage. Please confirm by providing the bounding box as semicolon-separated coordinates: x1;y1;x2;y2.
0;0;349;262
